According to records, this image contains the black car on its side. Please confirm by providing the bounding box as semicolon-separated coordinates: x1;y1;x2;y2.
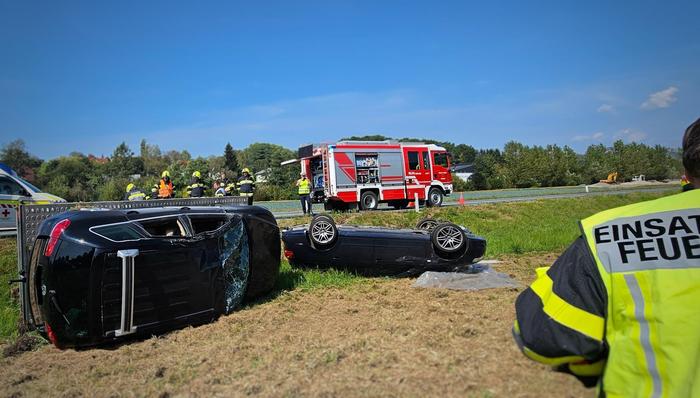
26;205;280;348
282;215;486;276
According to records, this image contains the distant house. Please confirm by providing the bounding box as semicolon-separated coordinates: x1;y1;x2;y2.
452;163;474;182
254;168;271;183
88;154;110;164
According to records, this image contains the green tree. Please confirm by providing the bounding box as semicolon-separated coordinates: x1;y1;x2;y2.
0;139;43;180
140;139;166;177
224;143;239;174
38;153;96;202
108;142;143;178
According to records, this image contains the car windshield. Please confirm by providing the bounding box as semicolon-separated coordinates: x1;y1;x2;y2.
17;176;41;193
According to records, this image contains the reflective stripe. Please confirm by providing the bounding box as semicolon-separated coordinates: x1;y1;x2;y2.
530;271;605;341
569;360;606;376
624;274;662;398
128;192;145;201
298;179;311;194
512;322;586;366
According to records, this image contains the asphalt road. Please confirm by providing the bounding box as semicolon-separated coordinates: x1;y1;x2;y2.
265;185;678;219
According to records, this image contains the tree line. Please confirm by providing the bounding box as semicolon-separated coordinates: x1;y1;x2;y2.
0;139;300;202
0;136;683;202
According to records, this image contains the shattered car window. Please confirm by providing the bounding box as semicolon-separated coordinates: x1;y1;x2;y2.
220;218;250;313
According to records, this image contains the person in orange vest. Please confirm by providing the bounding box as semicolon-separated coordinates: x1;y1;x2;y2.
151;170;175;199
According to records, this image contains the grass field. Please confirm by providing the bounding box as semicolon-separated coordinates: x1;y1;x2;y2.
0;191;674;397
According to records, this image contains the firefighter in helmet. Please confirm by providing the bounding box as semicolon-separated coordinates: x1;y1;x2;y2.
124;183;146;201
513;118;700;396
152;170;175;199
186;170;206;198
237;168;255;197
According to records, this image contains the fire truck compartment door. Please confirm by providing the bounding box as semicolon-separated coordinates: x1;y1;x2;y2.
333;152;357;188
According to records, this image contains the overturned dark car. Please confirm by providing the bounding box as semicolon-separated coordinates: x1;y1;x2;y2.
282;215;486;276
26;205;280;349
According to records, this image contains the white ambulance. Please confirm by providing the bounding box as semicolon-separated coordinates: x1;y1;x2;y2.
0;163;65;236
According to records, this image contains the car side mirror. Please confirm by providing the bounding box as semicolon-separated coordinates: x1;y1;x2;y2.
20;189;31;197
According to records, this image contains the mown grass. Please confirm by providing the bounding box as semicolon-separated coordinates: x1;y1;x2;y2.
279;191;673;256
0;191;674;341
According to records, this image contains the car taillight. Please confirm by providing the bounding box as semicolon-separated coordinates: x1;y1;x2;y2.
44;219;71;257
284;249;294;259
44;322;59;347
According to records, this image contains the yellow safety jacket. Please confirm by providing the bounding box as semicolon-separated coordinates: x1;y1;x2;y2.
581;189;700;397
514;189;700;397
298;178;311;195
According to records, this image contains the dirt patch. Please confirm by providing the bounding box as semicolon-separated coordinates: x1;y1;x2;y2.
2;334;43;358
0;253;590;397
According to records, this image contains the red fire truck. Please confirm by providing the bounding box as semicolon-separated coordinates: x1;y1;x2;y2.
295;141;453;211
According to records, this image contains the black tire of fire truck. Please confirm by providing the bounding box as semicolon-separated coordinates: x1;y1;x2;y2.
359;191;379;210
426;187;444;207
389;200;410;209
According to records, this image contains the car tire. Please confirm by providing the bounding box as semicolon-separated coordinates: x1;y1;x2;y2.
431;222;467;254
359;191;379;210
308;214;338;248
416;217;442;232
426;187;443;207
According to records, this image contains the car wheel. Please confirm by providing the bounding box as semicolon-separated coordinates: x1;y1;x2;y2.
426;187;443;207
359;191;379;210
431;222;467;253
416;217;441;232
309;214;338;248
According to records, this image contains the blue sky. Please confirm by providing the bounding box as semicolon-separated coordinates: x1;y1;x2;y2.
1;1;698;159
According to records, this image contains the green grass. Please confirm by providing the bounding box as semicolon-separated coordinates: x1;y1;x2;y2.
280;191;674;257
0;190;675;341
273;260;365;293
0;239;20;342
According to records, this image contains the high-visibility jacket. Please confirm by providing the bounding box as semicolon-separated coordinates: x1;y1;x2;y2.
125;187;146;201
237;175;255;194
186;177;205;198
224;183;236;195
514;189;700;397
157;179;174;199
297;178;311;195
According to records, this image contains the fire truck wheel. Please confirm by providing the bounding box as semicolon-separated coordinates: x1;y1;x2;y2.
427;187;443;207
360;191;379;210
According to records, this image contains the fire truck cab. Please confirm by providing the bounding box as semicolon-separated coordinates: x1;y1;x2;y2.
297;141;452;211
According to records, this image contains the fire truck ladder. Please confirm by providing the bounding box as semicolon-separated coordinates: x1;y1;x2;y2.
321;146;330;193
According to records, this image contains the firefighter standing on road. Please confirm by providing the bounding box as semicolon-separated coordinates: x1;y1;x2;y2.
296;172;313;215
237;168;255;198
124;183;146;201
186;170;206;198
152;170;175;199
513;118;700;396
